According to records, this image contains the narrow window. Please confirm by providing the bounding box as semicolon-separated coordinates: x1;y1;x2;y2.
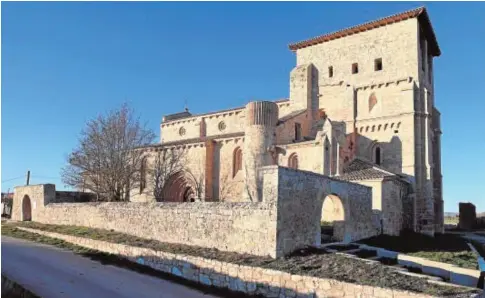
375;147;381;165
352;63;359;74
328;66;334;78
294;123;302;141
369;93;377;112
374;58;383;71
288;153;299;169
233;147;243;177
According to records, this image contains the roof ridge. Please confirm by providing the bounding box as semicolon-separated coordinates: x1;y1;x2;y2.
288;6;439;56
290;6;424;46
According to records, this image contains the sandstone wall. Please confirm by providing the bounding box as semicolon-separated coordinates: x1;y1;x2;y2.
279;141;324;174
258;166;378;255
12;184;56;221
36;202;278;257
160;108;245;144
295;18;420;87
354;178;406;236
216;138;245;201
276;111;312;145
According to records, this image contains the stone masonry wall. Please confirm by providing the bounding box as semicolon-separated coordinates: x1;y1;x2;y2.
259;166;378;256
14;183;282;257
34;201;278;257
12;184;56;221
20;227;453;298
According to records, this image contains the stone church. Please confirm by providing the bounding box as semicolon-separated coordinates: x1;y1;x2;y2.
132;7;444;237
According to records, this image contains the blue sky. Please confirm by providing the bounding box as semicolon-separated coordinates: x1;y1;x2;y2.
2;2;484;212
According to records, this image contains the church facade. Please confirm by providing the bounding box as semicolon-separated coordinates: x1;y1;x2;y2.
133;7;444;237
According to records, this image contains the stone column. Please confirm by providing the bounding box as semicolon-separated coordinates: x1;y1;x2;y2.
243;101;278;202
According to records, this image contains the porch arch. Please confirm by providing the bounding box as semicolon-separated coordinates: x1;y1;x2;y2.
162;171;196;202
320;194;346;241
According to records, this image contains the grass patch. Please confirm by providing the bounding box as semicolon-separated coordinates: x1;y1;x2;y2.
409;251;478;270
358;231;478;269
470;240;485;259
1;221;481;297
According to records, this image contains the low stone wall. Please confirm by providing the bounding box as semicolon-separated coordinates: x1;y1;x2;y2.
13;166;378;258
19;227;452;298
36;202;277;257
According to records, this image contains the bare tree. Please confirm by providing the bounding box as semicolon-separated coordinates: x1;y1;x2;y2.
61;103;155;201
151;147;187;201
185;164;205;201
218;171;237;201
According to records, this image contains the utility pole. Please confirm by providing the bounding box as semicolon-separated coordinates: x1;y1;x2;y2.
26;170;30;186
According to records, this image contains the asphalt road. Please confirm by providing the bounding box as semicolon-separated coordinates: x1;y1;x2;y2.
1;236;217;298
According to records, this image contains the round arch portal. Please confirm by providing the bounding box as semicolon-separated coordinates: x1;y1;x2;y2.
22;195;32;221
162;171;196;202
320;194;345;241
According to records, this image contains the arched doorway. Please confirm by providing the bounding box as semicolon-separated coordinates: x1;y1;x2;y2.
183;187;195;202
162;171;196;202
22;195;32;221
321;194;345;241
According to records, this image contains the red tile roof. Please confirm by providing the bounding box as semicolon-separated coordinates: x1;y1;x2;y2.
288;7;440;57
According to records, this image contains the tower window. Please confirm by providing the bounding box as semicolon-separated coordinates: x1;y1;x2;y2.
352;63;359;74
375;147;381;166
328;66;334;78
374;58;383;71
294;123;302;141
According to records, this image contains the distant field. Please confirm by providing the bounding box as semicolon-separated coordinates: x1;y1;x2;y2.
444;216;459;225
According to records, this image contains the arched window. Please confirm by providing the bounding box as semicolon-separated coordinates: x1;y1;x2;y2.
140;157;148;193
374;146;382;166
288;153;299;169
233;147;243;177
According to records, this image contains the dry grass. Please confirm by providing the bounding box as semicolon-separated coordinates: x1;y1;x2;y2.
358;231;479;270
